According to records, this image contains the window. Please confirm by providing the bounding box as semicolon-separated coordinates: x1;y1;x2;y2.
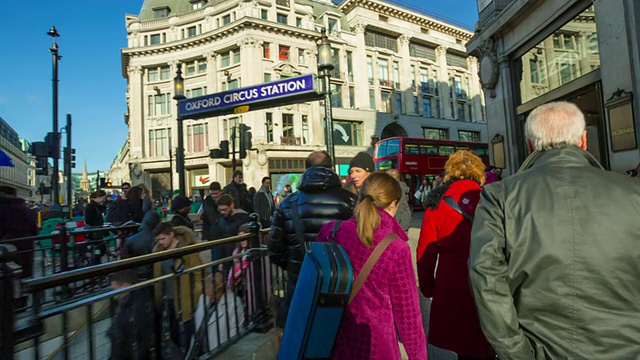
349;87;355;108
266;113;274;143
263;43;270;58
221;50;240;67
453;76;463;98
446;53;468;69
187;124;208;152
149;128;170;156
331;48;340;73
282;114;294;138
277;13;288;24
150;34;161;45
264;73;271;82
333;120;363;146
530;59;540;83
458;130;481;142
423;127;448;140
298;52;305;64
228;79;239;90
148;94;171;116
380;91;391;112
331;84;343;108
563;35;575;50
559;62;576;85
393;62;400;88
191;1;205;10
367;56;374;85
153;7;169;19
364;31;398;52
378;59;389;86
161;66;170;80
435;99;441;118
369;89;376;109
279;45;290;61
457;102;466;121
187;26;197;37
261;9;268;20
409;42;436;61
395;93;402;113
328;18;338;35
422;98;432;117
439;146;455;156
432;70;439;95
186;62;196;76
148;69;159;82
198;62;207;73
346;51;353;81
302;115;309;144
186;87;207;98
296;17;302;27
553;35;562;48
223;14;231;25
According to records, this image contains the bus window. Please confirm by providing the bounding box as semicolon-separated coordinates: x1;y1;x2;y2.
421;145;438;155
386;139;400;156
405;143;420;155
375;141;387;158
439;146;455;156
472;148;487;156
376;159;397;171
456;146;470;151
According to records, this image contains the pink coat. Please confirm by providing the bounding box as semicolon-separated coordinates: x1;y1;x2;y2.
318;209;427;360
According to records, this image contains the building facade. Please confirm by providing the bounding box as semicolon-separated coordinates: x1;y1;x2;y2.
0;117;32;199
469;0;640;174
116;0;487;198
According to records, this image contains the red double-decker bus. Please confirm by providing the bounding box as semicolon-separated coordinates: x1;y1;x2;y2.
374;137;489;207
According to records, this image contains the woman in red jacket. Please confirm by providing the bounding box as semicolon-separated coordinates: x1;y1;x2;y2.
417;150;495;359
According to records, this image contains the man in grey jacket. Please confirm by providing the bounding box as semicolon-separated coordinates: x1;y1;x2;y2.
387;169;412;231
469;101;640;359
254;176;275;228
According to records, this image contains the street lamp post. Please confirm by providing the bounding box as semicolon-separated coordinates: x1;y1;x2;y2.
173;63;187;195
48;26;63;218
317;29;336;164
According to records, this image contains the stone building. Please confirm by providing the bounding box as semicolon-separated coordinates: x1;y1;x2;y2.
115;0;487;198
0;117;32;199
469;0;640;174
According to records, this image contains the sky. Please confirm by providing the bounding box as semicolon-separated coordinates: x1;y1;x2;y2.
0;0;479;173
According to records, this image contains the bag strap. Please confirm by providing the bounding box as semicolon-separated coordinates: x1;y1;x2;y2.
443;196;474;223
349;233;397;305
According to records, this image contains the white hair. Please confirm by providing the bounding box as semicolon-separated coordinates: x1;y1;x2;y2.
525;101;586;151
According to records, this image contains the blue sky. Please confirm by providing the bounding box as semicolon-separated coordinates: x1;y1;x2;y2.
0;0;479;173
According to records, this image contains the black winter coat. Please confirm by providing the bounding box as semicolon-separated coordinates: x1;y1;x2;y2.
84;200;105;227
223;181;250;212
201;196;222;241
108;288;154;360
121;211;161;280
170;212;193;230
268;166;357;283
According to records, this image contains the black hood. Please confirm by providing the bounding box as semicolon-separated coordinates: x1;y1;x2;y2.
140;211;160;231
299;166;341;193
424;178;480;209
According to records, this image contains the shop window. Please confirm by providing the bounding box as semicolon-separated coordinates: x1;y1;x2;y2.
333;120;362;146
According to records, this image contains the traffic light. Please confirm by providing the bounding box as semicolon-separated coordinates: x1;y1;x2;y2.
99;177;106;188
220;140;229;158
45;132;61;159
106;181;113;188
239;124;252;159
35;157;49;175
63;147;76;169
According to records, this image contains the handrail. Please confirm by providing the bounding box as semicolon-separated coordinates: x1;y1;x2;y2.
1;223;141;245
23;232;255;291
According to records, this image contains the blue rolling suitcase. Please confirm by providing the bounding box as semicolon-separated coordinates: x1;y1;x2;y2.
277;239;353;360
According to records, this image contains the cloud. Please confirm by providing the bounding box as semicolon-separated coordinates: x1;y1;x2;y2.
26;95;43;104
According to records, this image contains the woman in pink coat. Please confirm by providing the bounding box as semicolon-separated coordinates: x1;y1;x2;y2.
318;172;427;360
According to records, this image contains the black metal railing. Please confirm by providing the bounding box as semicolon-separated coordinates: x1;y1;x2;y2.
0;215;287;360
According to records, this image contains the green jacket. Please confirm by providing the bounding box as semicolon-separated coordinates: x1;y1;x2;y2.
469;146;640;359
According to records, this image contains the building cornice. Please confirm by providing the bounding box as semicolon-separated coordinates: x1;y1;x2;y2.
122;17;322;78
339;0;473;41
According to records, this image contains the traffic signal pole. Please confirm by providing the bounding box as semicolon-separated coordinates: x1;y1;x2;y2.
231;126;237;172
66;114;72;217
48;27;63;218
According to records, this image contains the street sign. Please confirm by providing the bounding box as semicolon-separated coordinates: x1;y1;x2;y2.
177;74;322;120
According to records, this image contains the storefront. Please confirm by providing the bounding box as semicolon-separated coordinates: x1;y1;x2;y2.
469;0;640;174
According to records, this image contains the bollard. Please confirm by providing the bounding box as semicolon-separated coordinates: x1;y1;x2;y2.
0;244;22;360
248;213;274;333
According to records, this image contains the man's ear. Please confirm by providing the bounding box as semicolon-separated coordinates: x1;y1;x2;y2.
580;130;588;150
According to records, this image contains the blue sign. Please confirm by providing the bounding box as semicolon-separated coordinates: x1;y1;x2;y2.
177;74;321;119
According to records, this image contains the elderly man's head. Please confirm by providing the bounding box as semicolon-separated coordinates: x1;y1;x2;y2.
525;101;587;153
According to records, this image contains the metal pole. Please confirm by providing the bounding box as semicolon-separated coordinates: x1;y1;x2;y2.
323;74;336;164
176;120;186;195
169;142;174;197
66;114;72;218
49;28;62;218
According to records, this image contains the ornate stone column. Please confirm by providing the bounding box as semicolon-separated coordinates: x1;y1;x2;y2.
352;21;370;109
399;34;413;114
128;66;145;158
436;46;452;119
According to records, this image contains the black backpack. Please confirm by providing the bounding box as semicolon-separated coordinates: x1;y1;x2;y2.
106;199;133;225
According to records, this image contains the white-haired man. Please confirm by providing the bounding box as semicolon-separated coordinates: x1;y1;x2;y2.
469;101;640;359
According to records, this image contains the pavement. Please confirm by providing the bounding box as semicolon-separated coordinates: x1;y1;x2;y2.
226;210;431;360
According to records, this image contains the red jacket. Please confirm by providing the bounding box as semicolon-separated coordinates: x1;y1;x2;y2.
416;179;494;357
